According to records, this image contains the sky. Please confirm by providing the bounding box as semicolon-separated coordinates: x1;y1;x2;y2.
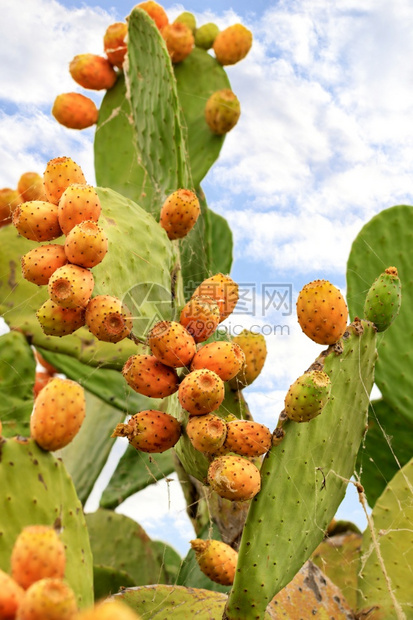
1;0;412;556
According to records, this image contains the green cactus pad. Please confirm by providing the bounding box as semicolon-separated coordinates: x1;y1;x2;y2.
225;321;377;619
363;266;401;332
152;541;182;585
357;457;413;618
0;437;93;608
93;564;136;600
208;209;234;276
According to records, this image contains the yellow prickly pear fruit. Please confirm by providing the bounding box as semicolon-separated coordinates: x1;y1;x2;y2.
58;184;101;235
297;279;348;345
213;23;253;65
17;172;47;202
43;157;86;206
74;599;142;619
190;341;245;381
217;419;272;457
192;273;239;322
12;201;62;242
0;188;22;227
159;188;200;240
64;221;108;268
162;21;194;63
180;295;220;343
69;54;117;91
207;454;261;501
122;354;179;398
36;299;86;337
228;330;267;389
190;539;238;586
52;93;98;130
134;1;169;31
104;22;128;68
178;369;225;415
205;89;241;136
0;568;25;619
111;410;181;453
15;578;77;620
48;264;94;309
186;413;227;453
148;320;196;368
85;295;132;343
21;244;68;286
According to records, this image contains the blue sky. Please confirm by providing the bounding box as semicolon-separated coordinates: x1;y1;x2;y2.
1;0;412;555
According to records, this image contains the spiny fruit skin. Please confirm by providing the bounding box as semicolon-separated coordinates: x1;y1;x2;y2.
162;22;194;63
205;89;241;136
43;157;86;206
111;410;181;453
207;454;261;501
36;299;86;337
179;295;220;343
194;23;219;50
363;266;401;332
178;368;225;415
174;11;196;33
21;244;68;286
190;539;238;586
58;184;101;235
15;578;77;620
297;279;348;345
135;1;169;31
103;22;128;68
12;201;62;242
186;413;227;454
52;93;98;130
30;377;86;451
85;295;132;343
217;420;272;457
191;341;245;381
74;599;142;619
0;569;25;619
69;54;117;90
48;264;94;309
11;526;66;590
122;354;179;398
228;330;267;389
64;221;108;268
192;273;239;323
159;188;200;240
284;370;332;423
148;320;196;368
213;23;253;65
17;172;47;202
0;188;22;227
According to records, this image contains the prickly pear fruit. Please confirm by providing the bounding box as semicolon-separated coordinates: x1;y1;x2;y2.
178;369;225;415
148;320;196;367
34;350;57;375
16;578;77;620
363;266;401;332
194;23;219;50
228;330;267;389
192;273;239;322
75;599;142;619
284;370;332;423
0;569;24;619
191;341;245;381
159;188;200;240
111;410;181;453
85;294;132;343
21;244;68;286
186;413;227;453
297;279;348;345
174;11;196;32
205;89;241;136
207;454;261;501
11;525;66;590
135;1;169;31
43;157;86;206
213;23;253;65
64;221;108;268
179;295;220;343
12;201;62;242
69;54;117;91
52;93;98;130
58;184;101;235
0;188;21;227
103;22;128;68
122;354;179;398
218;420;272;457
162;22;194;63
30;377;86;451
33;371;54;398
17;173;47;202
36;299;86;336
190;539;238;586
48;264;94;309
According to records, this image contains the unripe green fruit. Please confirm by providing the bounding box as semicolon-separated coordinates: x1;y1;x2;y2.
205;89;241;136
363;266;401;332
174;11;196;33
195;23;219;50
284;370;331;423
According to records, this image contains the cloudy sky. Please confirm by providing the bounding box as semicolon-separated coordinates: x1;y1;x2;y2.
2;0;412;555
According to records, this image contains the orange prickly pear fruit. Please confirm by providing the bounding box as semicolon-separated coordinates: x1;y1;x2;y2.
48;264;94;309
36;299;86;336
191;341;245;381
122;354;179;398
228;330;267;389
11;525;66;590
217;419;272;457
284;370;331;423
21;244;68;286
0;569;25;619
162;22;194;63
186;413;227;453
103;22;128;68
205;89;241;135
179;295;220;343
192;273;239;322
178;368;225;415
12;201;62;242
0;188;22;227
17;172;47;202
111;410;181;453
190;539;237;586
148;320;196;368
30;377;86;451
297;279;348;345
85;294;132;343
159;188;200;240
33;371;54;398
64;221;108;268
213;23;253;65
52;93;99;130
16;578;77;620
69;54;117;90
135;1;169;31
58;184;101;235
208;454;261;501
43;157;86;206
75;599;142;619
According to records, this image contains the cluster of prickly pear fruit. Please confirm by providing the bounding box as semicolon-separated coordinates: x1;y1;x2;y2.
0;171;47;229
